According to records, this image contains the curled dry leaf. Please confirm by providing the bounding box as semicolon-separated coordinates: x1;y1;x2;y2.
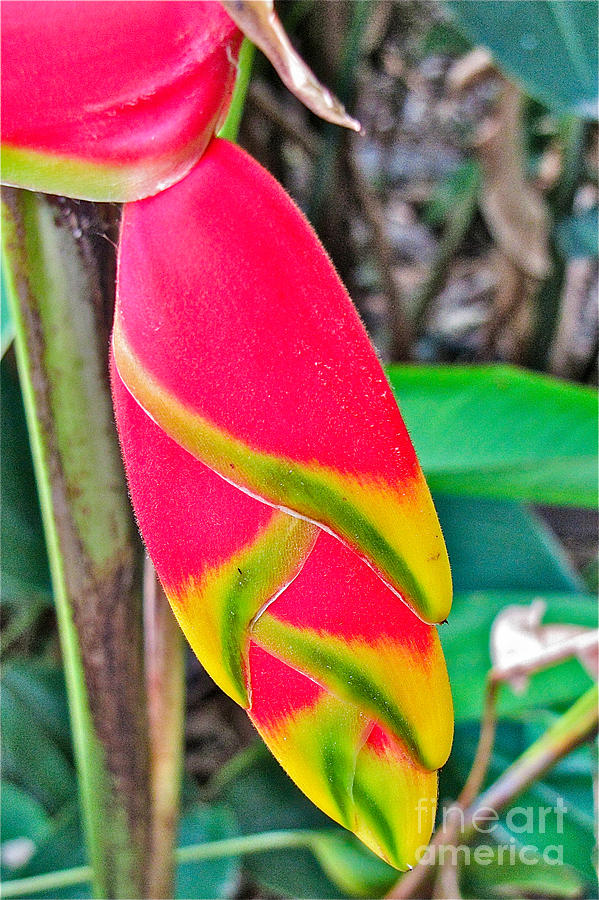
490;599;599;693
449;51;551;279
446;46;494;93
219;0;362;132
473;78;551;281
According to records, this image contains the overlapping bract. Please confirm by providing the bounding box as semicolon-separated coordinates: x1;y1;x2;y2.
112;139;453;869
1;1;240;201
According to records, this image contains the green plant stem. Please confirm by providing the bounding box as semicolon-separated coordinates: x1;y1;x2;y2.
388;684;598;899
218;38;256;142
463;682;598;838
2;830;334;898
1;190;151;898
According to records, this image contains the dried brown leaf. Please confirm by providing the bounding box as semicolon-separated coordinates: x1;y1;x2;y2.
475;80;551;280
220;0;361;132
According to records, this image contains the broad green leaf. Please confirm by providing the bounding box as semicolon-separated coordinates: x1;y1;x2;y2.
388;365;598;508
435;495;582;594
1;783;50;846
176;803;241;900
556;208;599;259
446;1;598;119
1;663;76;815
461;834;587;898
0;783;52;884
442;590;596;721
2;804;90;899
1;361;51;605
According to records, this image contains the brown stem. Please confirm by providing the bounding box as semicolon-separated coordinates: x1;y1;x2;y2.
144;558;185;899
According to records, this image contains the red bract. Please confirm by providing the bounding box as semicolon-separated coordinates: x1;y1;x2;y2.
1;1;240;201
113;138;452;625
112;363;452;870
111;139;454;868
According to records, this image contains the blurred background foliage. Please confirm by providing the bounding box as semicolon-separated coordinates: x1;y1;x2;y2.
1;1;597;898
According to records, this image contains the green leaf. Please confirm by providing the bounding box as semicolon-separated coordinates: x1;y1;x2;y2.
442;590;596;721
435;495;582;594
388;364;598;508
1;783;52;884
461;834;587;899
176;804;241;900
556;208;599;259
424;162;480;227
1;361;51;606
2;805;90;899
446;1;598;119
1;663;76;815
419;20;473;57
311;833;396;898
1;783;50;847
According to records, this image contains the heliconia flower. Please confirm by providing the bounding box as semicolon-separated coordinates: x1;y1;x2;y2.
1;2;241;201
112;138;452;626
112;365;452;870
111;137;453;868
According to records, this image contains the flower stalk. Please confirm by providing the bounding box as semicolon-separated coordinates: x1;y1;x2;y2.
1;189;152;898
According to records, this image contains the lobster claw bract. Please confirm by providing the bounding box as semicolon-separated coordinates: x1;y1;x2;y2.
112;139;454;868
1;2;241;201
112;366;452;870
113;138;452;626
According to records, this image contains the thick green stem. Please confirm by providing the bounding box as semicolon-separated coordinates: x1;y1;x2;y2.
1;189;152;898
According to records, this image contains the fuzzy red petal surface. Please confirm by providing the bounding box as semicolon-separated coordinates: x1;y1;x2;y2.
116;137;418;482
111;354;273;587
2;2;240;198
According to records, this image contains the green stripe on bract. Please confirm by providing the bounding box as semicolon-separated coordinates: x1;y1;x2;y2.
173;512;317;707
352;734;438;869
352;779;399;864
320;730;357;829
218;514;317;701
113;321;435;620
2;143;204;203
253;691;367;830
251;615;425;766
